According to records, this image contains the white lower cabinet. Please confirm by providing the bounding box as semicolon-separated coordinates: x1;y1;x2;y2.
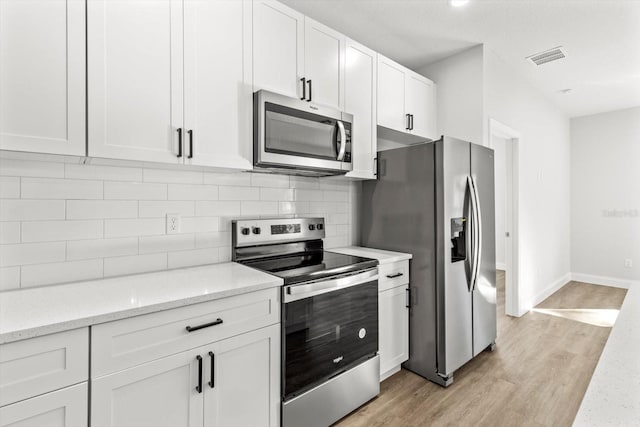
91;324;280;427
0;382;87;427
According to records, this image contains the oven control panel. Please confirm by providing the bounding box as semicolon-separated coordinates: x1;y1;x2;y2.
232;217;325;247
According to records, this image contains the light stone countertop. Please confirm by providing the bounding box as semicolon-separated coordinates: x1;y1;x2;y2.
0;262;282;344
329;246;413;264
573;283;640;426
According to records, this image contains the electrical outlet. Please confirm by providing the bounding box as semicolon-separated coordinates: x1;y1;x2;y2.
166;214;181;234
624;259;633;268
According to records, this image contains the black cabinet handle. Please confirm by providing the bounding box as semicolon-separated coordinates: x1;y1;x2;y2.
386;272;404;278
307;79;312;102
406;114;411;130
188;129;194;159
196;355;203;393
373;157;378;177
410;114;414;130
300;77;306;100
177;128;183;158
208;351;215;388
185;318;223;333
406;288;411;308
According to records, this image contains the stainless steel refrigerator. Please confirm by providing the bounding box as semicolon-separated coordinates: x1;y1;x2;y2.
361;136;496;387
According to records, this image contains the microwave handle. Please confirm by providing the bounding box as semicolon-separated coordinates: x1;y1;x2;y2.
336;120;347;161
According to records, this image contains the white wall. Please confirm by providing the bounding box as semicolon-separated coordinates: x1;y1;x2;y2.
419;45;484;144
0;152;358;291
571;107;640;285
485;49;572;309
492;135;507;269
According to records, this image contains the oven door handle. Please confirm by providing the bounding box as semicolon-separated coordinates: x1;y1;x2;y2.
284;268;378;302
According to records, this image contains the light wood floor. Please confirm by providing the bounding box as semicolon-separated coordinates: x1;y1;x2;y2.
336;272;627;427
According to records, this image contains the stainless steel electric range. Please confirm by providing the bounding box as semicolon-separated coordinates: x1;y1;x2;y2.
232;217;380;427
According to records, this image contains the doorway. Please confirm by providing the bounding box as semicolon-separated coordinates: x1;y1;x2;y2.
488;118;522;317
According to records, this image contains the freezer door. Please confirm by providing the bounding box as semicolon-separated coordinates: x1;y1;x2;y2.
470;144;497;356
436;138;473;377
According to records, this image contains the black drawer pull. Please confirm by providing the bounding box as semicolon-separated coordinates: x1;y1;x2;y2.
208;351;215;388
196;355;203;393
386;272;404;279
185;318;223;333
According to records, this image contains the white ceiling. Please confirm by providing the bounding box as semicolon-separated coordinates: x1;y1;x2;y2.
280;0;640;118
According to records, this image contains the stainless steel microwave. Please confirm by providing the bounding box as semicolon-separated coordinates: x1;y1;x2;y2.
253;90;353;176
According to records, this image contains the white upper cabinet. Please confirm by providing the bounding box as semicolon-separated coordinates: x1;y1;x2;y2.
0;0;86;156
184;0;253;169
377;54;437;140
303;17;345;110
88;0;183;163
344;39;377;179
253;0;304;99
252;2;345;109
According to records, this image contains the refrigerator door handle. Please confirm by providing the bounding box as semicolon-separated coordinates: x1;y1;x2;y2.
469;176;483;291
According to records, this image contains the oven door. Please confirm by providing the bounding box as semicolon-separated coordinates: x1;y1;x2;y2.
254;90;352;174
282;268;378;400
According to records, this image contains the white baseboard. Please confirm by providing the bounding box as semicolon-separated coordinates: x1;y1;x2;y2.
570;273;638;290
496;262;507;271
528;273;572;309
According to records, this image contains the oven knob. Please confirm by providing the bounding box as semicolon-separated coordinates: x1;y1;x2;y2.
308;224;315;231
316;224;324;231
241;227;250;236
252;227;261;235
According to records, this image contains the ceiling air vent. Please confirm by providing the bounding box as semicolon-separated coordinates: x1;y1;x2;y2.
526;46;567;66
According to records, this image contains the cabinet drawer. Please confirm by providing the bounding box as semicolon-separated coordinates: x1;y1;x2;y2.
0;328;88;407
378;260;409;291
92;288;279;377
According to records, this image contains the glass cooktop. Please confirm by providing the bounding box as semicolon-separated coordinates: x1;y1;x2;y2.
242;251;378;285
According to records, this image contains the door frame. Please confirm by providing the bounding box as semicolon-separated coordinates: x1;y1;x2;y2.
488;118;524;317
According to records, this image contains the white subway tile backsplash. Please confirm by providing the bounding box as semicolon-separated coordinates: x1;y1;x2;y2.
0;222;20;244
22;220;103;243
67;200;138;219
196;201;241;217
139;234;195;254
65;163;143;181
0;156;356;289
260;188;294;201
21;259;103;288
22;177;103;200
0;177;20;198
0;200;65;221
104;253;167;278
0;267;20;291
104;218;165;238
0;242;66;267
139;201;195;218
143;168;203;184
104;182;167;200
168;248;219;269
204;172;251;187
219;186;259;201
251;173;290;188
168;184;218;201
241;201;278;216
67;237;138;260
0;159;64;178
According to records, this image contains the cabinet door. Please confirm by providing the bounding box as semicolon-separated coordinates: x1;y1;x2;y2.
406;72;436;140
303;17;344;109
204;324;280;427
376;55;407;132
253;0;304;99
378;286;409;378
184;0;252;170
344;39;376;179
91;348;204;427
0;383;87;427
0;0;85;155
87;0;183;163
